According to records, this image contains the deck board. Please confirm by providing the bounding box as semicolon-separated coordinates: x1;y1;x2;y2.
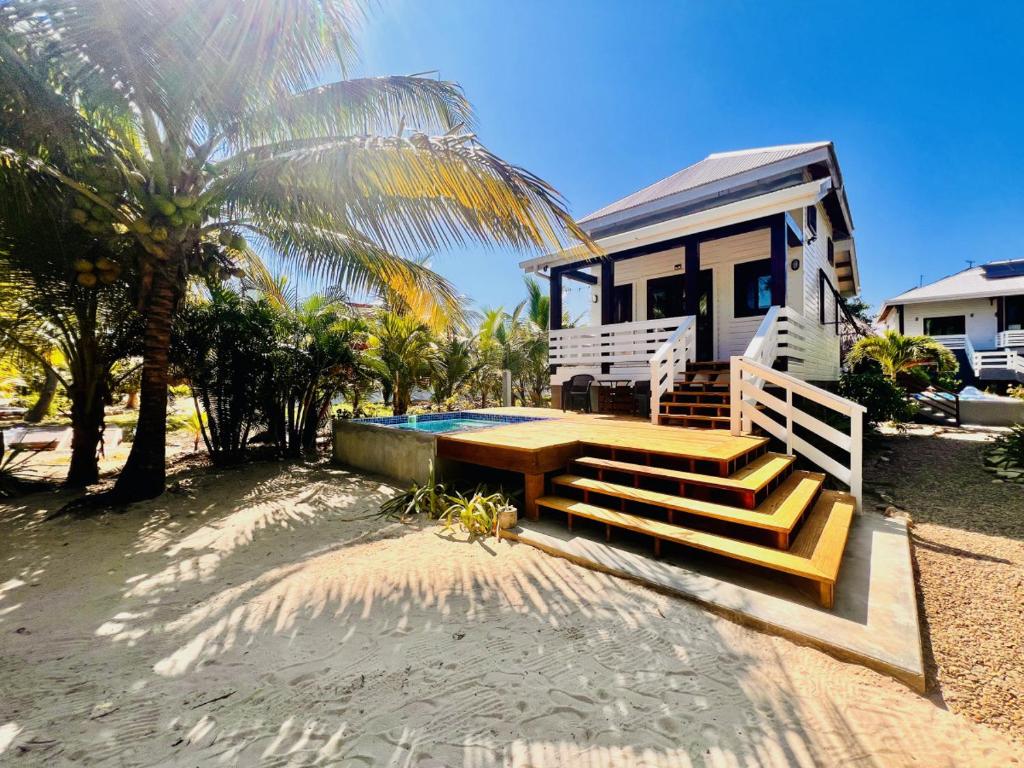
436;407;766;474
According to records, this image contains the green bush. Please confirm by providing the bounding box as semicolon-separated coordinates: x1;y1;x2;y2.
837;366;917;428
994;424;1024;466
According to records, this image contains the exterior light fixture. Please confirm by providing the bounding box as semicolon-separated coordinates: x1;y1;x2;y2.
790;259;800;271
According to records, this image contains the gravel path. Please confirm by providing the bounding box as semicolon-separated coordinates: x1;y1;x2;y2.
865;426;1024;742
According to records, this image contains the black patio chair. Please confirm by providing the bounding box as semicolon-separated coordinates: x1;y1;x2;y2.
561;374;594;412
632;379;651;418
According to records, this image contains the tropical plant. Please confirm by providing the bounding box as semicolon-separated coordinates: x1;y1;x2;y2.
836;365;917;428
993;424;1024;466
171;286;279;464
0;0;594;502
378;469;450;521
847;331;957;382
430;332;479;405
0;200;143;486
442;488;517;539
262;295;363;454
367;311;437;415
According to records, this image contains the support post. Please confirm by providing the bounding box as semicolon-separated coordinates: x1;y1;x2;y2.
683;237;700;317
770;214;787;308
524;472;544;521
501;369;512;407
600;260;614;324
548;268;563;375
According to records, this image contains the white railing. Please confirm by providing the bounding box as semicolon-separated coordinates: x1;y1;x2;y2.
744;306;781;366
974;349;1024;375
649;316;696;423
549;315;690;372
997;330;1024;348
931;333;968;350
730;356;865;509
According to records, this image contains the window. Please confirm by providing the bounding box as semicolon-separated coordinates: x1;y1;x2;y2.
1005;296;1024;331
733;259;773;318
806;205;817;239
827;237;835;266
923;315;966;336
646;274;685;320
611;284;633;324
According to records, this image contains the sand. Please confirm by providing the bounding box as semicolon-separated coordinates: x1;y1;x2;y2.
1;458;1021;766
866;425;1024;741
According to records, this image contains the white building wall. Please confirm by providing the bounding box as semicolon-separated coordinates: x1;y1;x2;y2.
899;298;999;349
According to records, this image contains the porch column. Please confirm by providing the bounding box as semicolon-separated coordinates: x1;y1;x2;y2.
600;259;615;324
683;237;700;316
769;214;787;307
549;268;563;331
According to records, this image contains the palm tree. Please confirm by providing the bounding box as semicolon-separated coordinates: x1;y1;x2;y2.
0;0;595;502
847;330;958;381
368;311;437;415
0;198;143;486
430;333;479;405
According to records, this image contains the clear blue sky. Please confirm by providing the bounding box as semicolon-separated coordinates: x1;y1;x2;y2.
355;0;1024;319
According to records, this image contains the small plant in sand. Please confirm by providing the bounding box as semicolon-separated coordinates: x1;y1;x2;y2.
378;469;449;520
442;489;518;539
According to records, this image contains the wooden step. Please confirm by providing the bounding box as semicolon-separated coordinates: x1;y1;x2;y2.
658;413;731;428
551;469;824;547
663;390;730;402
660;402;730;414
573;452;796;506
535;489;855;607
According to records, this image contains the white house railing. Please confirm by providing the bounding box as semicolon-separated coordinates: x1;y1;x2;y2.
549;315;690;371
648;316;696;423
731;356;865;509
996;330;1024;348
974;349;1024;376
931;334;978;376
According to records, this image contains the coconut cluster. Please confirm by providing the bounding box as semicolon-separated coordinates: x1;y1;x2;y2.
73;256;122;288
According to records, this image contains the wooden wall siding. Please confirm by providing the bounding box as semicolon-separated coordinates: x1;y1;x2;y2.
900;298;999;349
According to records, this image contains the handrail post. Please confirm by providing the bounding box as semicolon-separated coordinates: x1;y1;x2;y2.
730;357;742;435
785;388;794;455
850;409;863;510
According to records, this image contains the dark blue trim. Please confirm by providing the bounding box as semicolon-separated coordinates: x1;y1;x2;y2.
563;269;598;285
770;214;787;307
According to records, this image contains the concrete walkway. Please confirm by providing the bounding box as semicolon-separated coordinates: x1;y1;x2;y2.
507;511;925;690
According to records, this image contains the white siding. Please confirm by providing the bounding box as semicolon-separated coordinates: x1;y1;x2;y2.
702;230;771;359
900;298;999;349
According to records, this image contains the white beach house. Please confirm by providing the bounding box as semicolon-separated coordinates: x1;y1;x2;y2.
878;260;1024;384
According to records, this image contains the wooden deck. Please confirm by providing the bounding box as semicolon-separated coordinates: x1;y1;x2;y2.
436;407;766;520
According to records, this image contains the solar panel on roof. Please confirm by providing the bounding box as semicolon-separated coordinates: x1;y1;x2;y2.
982;261;1024;279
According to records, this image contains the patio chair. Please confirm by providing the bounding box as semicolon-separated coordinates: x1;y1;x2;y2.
632;380;651;418
562;374;594;412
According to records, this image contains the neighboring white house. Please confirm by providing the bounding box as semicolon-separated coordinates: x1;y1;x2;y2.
520;141;860;388
878;260;1024;384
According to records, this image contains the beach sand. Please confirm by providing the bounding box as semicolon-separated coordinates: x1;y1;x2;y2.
1;458;1020;766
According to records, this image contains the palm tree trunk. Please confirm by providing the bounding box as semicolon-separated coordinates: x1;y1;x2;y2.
25;367;58;422
66;385;105;487
112;269;180;501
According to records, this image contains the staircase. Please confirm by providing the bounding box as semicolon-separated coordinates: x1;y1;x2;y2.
535;439;855;608
657;360;732;428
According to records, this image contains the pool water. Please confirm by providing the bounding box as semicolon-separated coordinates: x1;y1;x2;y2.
352;411;547;434
393;418;496;434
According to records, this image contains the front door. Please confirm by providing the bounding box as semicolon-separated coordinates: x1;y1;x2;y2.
696;269;714;361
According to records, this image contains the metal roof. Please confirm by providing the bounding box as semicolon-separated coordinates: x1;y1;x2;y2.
579;142;834;224
881;259;1024;309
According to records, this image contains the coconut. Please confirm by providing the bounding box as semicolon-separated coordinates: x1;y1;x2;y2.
150;226;169;242
155;199;177;217
95;257;116;271
73;259;94;272
172;194;196;208
169;212;184;227
76;272;98;287
231;234;247;251
98;270;118;285
131;219;152;235
69;208;89;225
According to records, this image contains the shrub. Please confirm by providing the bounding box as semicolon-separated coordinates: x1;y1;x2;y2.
837;366;917;428
442;489;516;538
378;472;449;520
994;424;1024;466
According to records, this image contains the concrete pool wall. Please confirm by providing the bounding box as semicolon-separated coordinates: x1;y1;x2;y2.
332;418;439;485
959;397;1024;427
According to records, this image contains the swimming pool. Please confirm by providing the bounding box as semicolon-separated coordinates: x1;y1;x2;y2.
354;411;547;434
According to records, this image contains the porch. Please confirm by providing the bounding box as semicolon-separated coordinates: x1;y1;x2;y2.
931;333;1024;383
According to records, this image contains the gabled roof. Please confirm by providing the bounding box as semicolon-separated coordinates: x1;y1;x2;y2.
580;142;835;226
880;259;1024;315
